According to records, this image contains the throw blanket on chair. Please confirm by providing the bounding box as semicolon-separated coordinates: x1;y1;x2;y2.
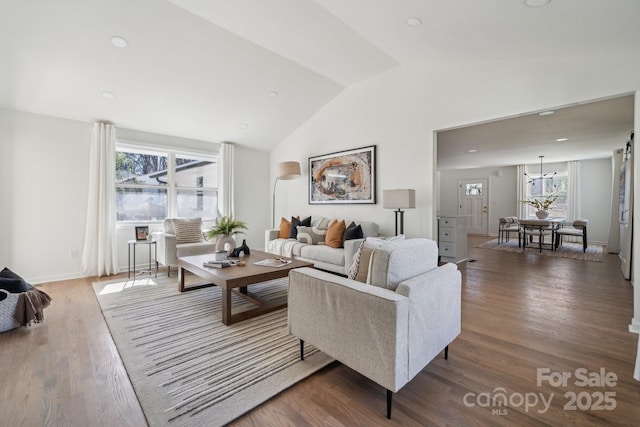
14;288;52;327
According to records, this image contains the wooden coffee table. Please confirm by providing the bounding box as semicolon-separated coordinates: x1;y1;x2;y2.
176;250;313;325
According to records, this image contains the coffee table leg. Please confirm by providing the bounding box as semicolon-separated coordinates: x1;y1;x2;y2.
222;289;232;325
178;267;185;292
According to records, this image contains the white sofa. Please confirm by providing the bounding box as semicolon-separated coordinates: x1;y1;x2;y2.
288;238;461;419
153;218;217;276
264;220;379;275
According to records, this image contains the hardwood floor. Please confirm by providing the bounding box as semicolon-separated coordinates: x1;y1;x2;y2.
1;235;638;426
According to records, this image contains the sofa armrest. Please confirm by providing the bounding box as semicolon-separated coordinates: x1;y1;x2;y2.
288;267;410;391
264;228;280;251
153;232;177;266
395;263;462;380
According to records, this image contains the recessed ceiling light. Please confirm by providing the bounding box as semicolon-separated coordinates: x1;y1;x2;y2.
555;138;568;142
405;17;422;26
468;149;478;153
538;110;555;116
524;0;551;7
101;91;116;100
267;91;279;99
110;36;129;48
239;123;249;129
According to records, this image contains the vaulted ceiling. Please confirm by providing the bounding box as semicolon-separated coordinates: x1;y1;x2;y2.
1;0;638;162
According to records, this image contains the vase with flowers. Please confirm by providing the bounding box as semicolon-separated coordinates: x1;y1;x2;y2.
207;215;248;255
522;194;557;219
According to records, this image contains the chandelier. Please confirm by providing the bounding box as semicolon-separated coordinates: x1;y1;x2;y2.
524;155;557;189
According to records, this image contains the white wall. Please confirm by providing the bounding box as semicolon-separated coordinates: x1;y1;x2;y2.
439;159;613;244
0;110;270;283
0;109;92;283
271;54;640;242
581;158;615;244
439;166;518;236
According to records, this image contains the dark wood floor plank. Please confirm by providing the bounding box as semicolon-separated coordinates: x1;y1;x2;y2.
1;236;639;426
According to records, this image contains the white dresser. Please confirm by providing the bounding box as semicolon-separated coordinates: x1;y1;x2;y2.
438;216;468;263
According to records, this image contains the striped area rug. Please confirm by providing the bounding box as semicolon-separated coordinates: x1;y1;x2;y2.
476;238;604;262
92;275;333;427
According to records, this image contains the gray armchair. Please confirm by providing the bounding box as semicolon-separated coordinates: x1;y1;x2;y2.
288;238;461;419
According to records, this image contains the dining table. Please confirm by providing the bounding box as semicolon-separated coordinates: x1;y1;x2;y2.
518;217;565;253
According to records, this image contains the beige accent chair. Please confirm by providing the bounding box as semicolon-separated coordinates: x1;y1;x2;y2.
288;238;461;419
498;216;520;243
519;219;554;253
153;218;217;276
555;219;589;252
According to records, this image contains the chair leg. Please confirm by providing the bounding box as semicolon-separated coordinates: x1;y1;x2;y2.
583;229;588;252
387;389;393;419
300;339;304;361
444;345;449;360
167;265;171;277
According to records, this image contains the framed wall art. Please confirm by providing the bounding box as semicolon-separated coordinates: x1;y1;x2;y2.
309;145;376;204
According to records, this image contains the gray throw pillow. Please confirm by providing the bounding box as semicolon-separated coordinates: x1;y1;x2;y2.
296;226;327;245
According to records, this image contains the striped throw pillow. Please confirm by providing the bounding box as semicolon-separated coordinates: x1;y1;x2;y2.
172;218;204;244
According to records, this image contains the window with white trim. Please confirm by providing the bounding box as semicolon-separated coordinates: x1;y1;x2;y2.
115;146;217;222
525;171;568;218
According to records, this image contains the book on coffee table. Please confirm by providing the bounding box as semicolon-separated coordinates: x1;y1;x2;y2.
203;260;236;268
253;258;292;267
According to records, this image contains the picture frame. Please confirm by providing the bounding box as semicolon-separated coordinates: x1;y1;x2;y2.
135;226;150;241
309;145;376;204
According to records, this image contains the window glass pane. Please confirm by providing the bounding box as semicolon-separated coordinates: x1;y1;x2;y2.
465;183;482;195
176;189;218;218
526;173;568;218
116;149;168;186
116;188;167;221
175;156;217;188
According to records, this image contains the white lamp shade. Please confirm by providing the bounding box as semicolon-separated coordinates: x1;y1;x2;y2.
277;161;301;180
383;189;416;209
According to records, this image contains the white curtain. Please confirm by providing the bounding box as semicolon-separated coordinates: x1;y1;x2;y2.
516;164;528;218
81;122;119;276
567;161;581;221
218;141;234;217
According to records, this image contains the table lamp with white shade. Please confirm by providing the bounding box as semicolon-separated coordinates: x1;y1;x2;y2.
383;189;416;235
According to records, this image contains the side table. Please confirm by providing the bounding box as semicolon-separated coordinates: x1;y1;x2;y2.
128;240;158;281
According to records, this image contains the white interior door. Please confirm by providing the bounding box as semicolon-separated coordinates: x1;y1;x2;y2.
459;179;489;235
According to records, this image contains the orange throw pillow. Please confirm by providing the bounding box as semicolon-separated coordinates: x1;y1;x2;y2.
325;219;346;248
278;216;299;238
279;217;291;238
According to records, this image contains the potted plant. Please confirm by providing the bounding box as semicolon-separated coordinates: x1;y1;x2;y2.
522;194;557;219
208;215;248;254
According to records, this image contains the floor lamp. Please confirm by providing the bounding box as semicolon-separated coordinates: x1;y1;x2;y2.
383;189;416;235
272;161;302;227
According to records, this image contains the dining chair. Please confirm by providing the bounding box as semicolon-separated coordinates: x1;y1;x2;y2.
554;219;589;252
519;219;554;253
498;216;520;244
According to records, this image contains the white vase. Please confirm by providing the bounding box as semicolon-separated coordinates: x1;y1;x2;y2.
535;210;550;219
215;235;236;255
